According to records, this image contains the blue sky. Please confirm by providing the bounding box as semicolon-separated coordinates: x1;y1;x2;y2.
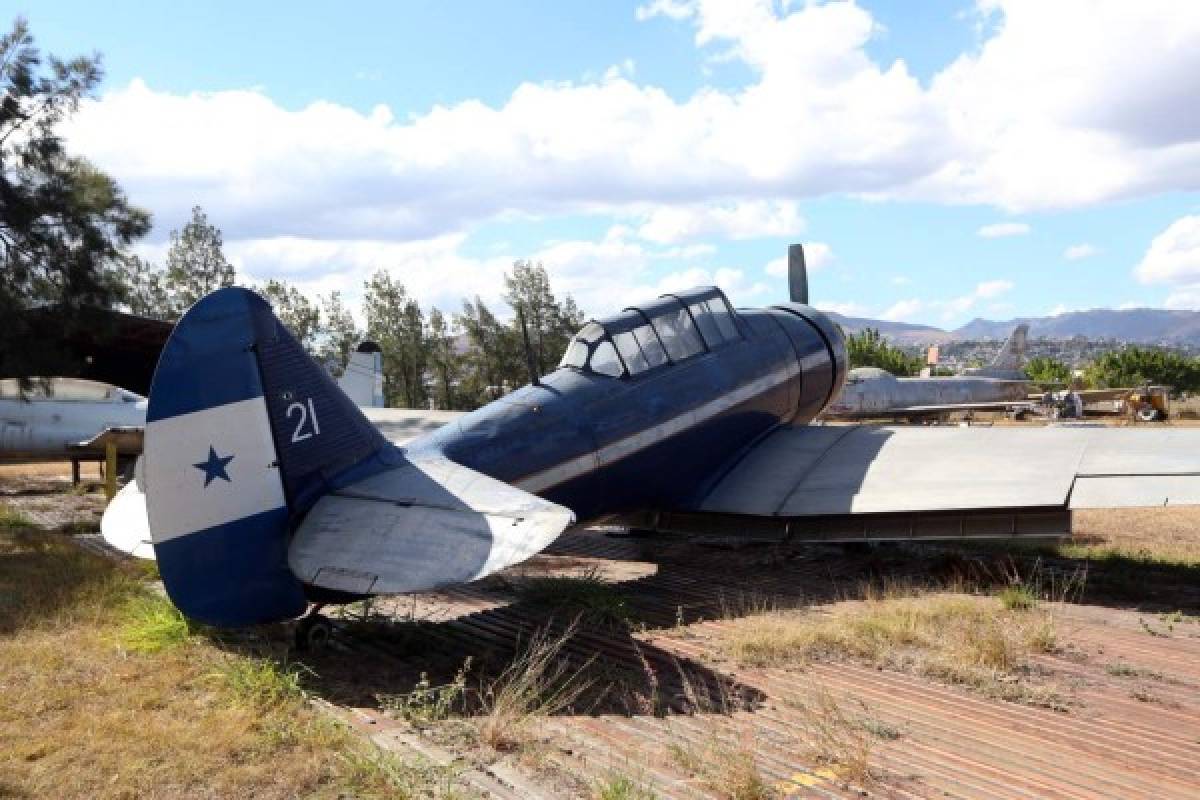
26;1;1200;327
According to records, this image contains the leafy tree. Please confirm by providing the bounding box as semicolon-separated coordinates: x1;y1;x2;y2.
315;290;361;375
363;271;428;408
115;254;173;320
845;328;923;376
259;278;319;353
426;308;462;410
1084;347;1200;393
456;295;521;405
163;205;234;312
0;18;151;381
503;260;583;376
1024;356;1071;385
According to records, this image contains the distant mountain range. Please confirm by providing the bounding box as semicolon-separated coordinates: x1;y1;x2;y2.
821;308;1200;346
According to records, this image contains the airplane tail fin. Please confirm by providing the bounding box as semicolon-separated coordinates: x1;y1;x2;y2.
144;288;396;626
337;341;385;408
990;324;1029;370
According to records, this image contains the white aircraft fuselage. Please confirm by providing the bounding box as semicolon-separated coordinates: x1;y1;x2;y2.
0;378;147;461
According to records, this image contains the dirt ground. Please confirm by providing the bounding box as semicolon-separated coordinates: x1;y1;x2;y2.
1;462;1198;799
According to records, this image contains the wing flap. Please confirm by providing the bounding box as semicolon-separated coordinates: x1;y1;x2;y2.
288;454;574;595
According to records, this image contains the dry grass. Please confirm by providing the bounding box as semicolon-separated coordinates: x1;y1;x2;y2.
0;525;468;799
591;771;658;800
1068;508;1200;567
476;621;594;753
724;586;1062;706
666;730;774;800
784;683;881;785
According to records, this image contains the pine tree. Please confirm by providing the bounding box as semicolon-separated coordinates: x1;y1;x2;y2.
259;278;320;353
163;205;234;312
1;18;151;381
363;271;428;408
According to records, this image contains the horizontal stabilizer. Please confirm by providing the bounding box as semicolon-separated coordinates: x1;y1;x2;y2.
288;454;575;595
100;458;155;560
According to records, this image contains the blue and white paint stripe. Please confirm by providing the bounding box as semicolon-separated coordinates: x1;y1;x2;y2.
145;396;286;543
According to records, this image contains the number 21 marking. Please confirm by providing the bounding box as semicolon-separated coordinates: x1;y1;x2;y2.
287;397;321;443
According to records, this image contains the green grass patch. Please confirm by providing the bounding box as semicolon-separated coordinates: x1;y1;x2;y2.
0;504;36;529
998;585;1038;611
116;593;192;653
216;655;311;710
338;746;468;799
592;772;658;800
510;568;632;627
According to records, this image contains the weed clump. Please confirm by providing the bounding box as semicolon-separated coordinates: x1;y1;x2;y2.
382;657;472;727
216;656;311;710
510;568;632;627
998;584;1038;610
0;504;36;529
591;771;657;800
667;732;774;800
476;621;593;753
116;594;191;653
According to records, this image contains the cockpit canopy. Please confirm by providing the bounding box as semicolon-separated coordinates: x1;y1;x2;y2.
559;287;741;379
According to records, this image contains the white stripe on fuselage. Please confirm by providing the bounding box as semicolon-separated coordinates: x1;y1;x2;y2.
145;397;285;544
515;361;799;494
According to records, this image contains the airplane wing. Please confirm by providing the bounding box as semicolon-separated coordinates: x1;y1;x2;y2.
657;424;1200;541
851;400;1034;414
69;425;145;455
288;452;574;595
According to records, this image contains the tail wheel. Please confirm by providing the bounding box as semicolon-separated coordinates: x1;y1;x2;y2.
295;614;332;652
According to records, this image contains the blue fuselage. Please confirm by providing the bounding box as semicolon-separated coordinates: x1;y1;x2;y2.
411;302;846;523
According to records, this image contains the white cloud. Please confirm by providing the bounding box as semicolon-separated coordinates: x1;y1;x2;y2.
974;279;1014;299
637;200;803;244
816;301;869;318
1135;215;1200;309
891;275;911;285
880;299;924;321
919;0;1200;210
977;222;1030;238
764;241;832;277
635;0;693;22
56;0;1200;304
938;279;1015;320
1134;215;1200;284
1064;243;1099;260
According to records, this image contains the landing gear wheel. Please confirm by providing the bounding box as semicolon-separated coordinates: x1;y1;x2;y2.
295;614;332;652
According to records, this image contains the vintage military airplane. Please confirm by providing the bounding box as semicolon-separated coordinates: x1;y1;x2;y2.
822;325;1033;420
125;245;1200;634
0;378;148;476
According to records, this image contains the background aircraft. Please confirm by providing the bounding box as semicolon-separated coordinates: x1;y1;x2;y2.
0;378;147;477
1;343;386;469
118;245;1200;636
822;325;1033;420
